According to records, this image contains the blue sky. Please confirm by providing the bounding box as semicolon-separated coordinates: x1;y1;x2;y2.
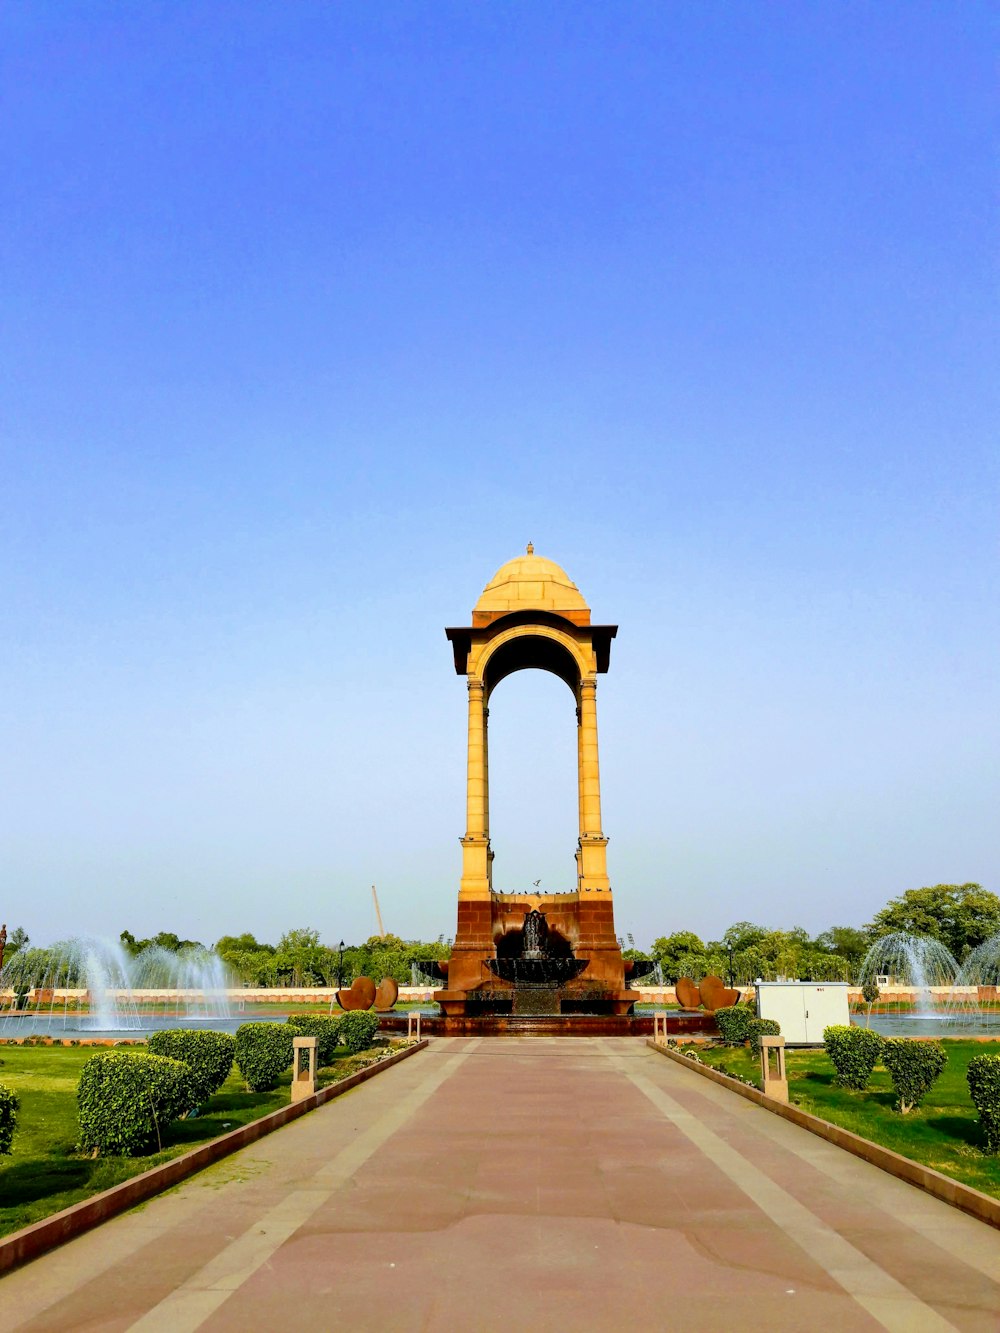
2;2;996;950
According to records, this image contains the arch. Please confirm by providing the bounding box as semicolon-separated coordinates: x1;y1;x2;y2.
473;623;590;700
482;667;580;896
482;634;581;698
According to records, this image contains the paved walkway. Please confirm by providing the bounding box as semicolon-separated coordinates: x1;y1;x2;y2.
4;1038;1000;1331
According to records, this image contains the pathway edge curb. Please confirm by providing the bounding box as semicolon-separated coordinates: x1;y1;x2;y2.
0;1038;429;1277
647;1038;1000;1230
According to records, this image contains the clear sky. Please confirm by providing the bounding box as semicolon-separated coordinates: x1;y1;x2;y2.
2;2;996;951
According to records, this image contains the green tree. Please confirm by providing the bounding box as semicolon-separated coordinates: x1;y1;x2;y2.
813;926;868;974
722;921;768;952
120;929;203;956
651;932;706;981
866;884;1000;962
7;927;29;954
274;928;330;987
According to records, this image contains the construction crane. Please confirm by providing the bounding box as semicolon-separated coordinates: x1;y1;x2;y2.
371;884;386;939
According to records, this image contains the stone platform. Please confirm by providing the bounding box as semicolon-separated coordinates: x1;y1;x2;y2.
377;1011;718;1037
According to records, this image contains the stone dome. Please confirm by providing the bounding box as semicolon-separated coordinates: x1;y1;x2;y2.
473;545;590;623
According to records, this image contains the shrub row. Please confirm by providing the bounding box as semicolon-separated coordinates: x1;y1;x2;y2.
286;1015;342;1065
824;1031;1000;1148
822;1025;948;1114
146;1030;235;1105
823;1025;883;1090
715;1005;754;1046
0;1083;19;1155
748;1018;780;1058
235;1022;295;1091
715;1005;781;1058
70;1014;385;1158
77;1051;195;1156
967;1055;1000;1154
881;1039;948;1114
339;1011;380;1054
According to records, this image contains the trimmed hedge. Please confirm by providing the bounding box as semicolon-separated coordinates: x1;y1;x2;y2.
823;1025;883;1090
715;1005;754;1046
0;1083;19;1155
147;1029;235;1105
747;1018;780;1058
235;1022;294;1091
881;1038;947;1114
286;1015;342;1065
967;1054;1000;1154
339;1011;380;1054
77;1051;195;1156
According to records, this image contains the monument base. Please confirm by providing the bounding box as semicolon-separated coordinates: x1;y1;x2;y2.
378;1011;720;1038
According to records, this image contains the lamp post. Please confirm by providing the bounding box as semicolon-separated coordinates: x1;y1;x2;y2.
337;940;345;988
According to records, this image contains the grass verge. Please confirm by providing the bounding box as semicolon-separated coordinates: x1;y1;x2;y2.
0;1039;408;1237
679;1038;1000;1197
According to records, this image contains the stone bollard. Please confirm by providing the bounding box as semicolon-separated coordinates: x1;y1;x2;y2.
407;1011;422;1040
291;1035;318;1103
759;1034;788;1103
653;1011;669;1044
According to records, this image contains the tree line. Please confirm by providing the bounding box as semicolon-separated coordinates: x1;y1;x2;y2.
650;883;1000;984
1;882;995;989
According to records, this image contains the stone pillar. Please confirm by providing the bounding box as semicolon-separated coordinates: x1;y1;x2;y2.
460;678;491;901
483;701;493;890
577;677;610;894
466;679;486;838
579;679;602;836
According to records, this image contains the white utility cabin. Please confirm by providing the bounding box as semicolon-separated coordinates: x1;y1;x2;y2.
754;982;850;1045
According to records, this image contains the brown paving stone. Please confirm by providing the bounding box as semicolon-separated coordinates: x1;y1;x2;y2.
642;1049;1000;1330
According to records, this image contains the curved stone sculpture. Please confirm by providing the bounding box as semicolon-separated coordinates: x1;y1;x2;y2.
699;974;741;1012
337;976;377;1011
373;977;399;1011
675;976;702;1010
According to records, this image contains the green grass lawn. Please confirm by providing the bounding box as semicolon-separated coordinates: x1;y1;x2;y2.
0;1039;406;1238
680;1039;1000;1197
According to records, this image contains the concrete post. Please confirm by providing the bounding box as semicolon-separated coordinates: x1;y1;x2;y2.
759;1035;788;1103
291;1036;318;1102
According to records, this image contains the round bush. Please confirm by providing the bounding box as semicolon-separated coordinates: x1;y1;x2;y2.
747;1017;780;1058
77;1051;195;1156
286;1016;341;1065
0;1084;19;1155
147;1029;235;1105
714;1005;753;1046
967;1054;1000;1154
881;1038;947;1114
339;1011;379;1054
823;1025;883;1090
235;1022;294;1091
861;981;880;1005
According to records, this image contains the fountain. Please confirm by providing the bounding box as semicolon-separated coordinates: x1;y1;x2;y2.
954;931;1000;1033
856;931;1000;1036
859;932;959;1018
485;908;589;1014
0;936;237;1036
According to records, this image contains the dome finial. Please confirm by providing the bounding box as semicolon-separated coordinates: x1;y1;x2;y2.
526;541;534;555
